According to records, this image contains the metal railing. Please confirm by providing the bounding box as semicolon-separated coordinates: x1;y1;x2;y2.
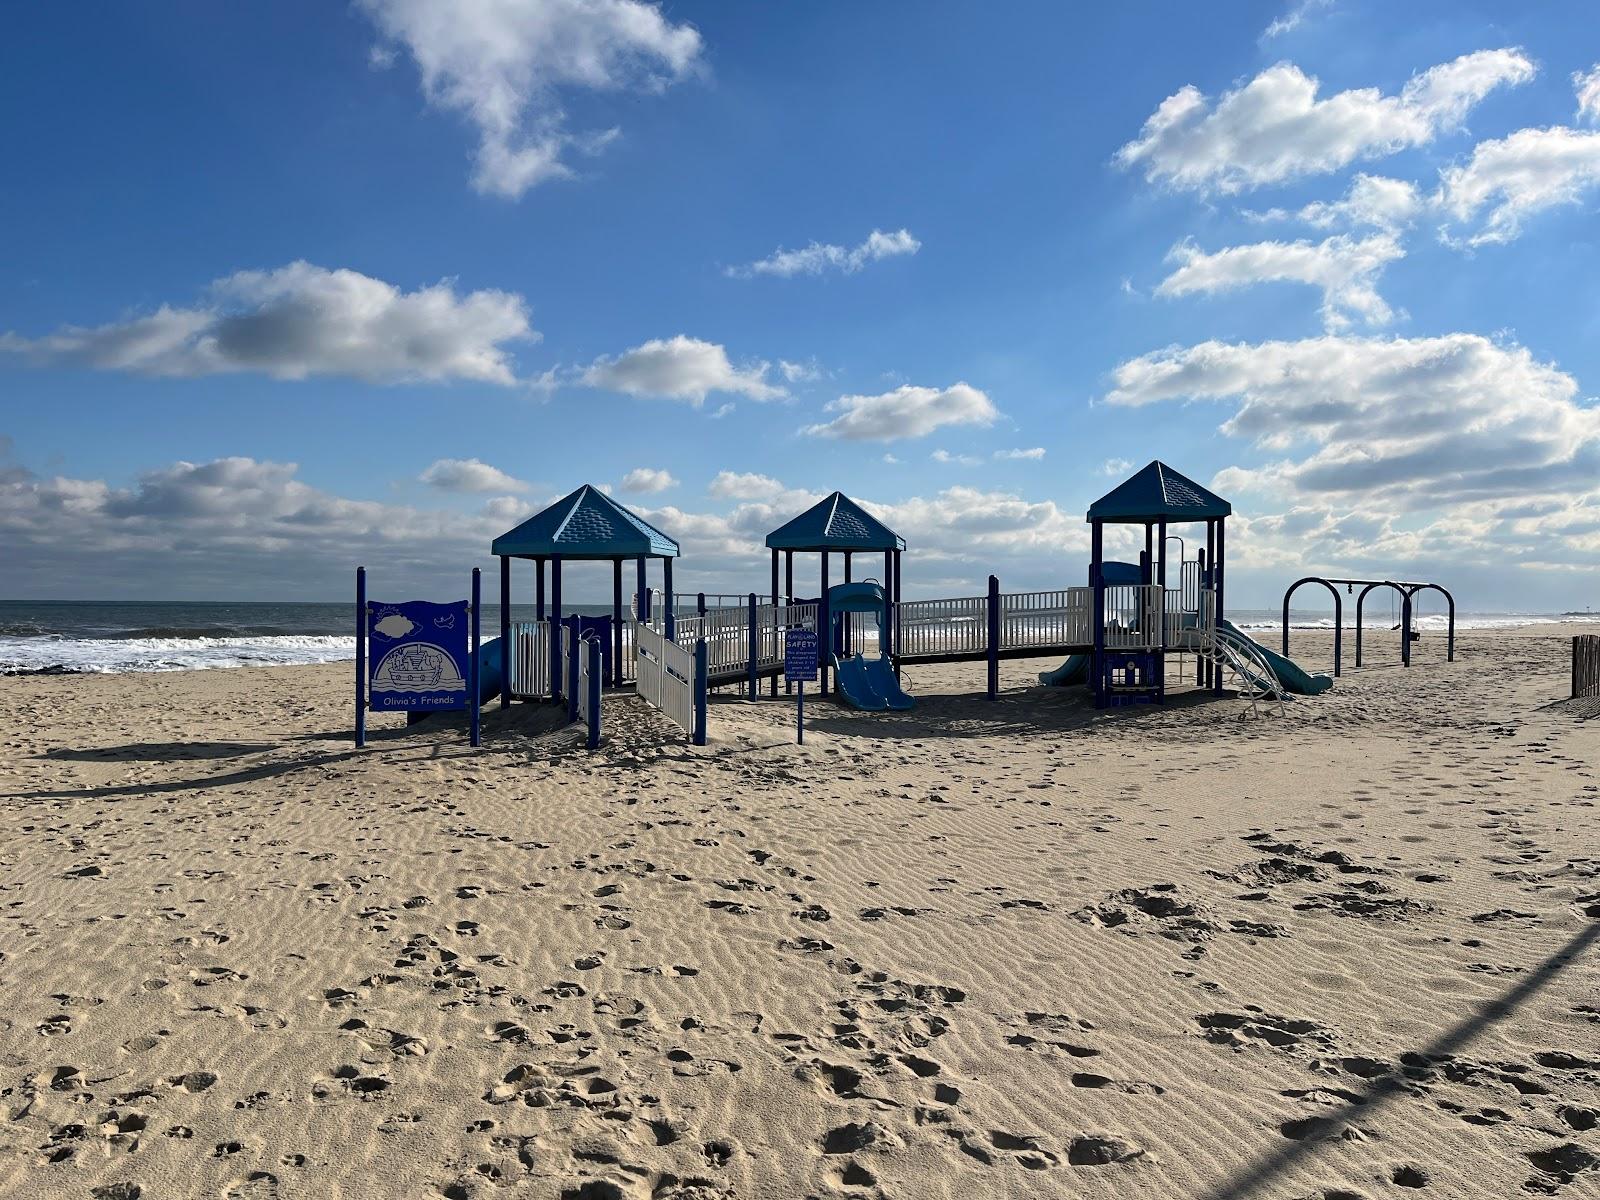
509;620;550;699
1103;584;1164;650
633;591;775;617
1000;587;1090;650
895;595;987;657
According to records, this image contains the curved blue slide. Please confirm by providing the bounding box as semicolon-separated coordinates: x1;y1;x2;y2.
1217;620;1333;695
833;654;887;710
1038;653;1088;687
863;655;915;709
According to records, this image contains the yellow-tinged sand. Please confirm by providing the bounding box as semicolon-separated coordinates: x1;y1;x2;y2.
1;625;1597;1200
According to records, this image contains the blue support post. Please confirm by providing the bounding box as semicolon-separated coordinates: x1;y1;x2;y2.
586;635;601;749
567;615;580;723
1401;590;1412;668
819;553;830;696
892;550;902;680
498;555;511;707
747;592;758;699
470;568;481;747
1213;519;1226;695
664;558;675;641
692;640;708;745
770;549;780;697
611;559;622;688
551;556;563;700
536;558;545;621
355;567;367;747
697;592;706;616
986;574;1000;700
636;557;649;624
1196;547;1208;686
1091;522;1106;708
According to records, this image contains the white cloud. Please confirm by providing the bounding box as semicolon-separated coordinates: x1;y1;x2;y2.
931;449;980;466
1156;233;1404;329
1575;64;1600;124
0;262;535;385
1116;49;1535;193
1263;0;1334;40
881;453;900;465
803;382;999;442
420;458;529;493
708;471;784;501
1244;173;1422;232
1436;126;1600;244
619;467;677;493
1105;334;1600;508
778;359;821;383
579;335;785;404
994;447;1046;461
357;0;702;198
1102;458;1132;476
728;228;920;279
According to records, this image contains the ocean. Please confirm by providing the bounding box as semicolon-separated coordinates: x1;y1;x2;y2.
0;599;1590;675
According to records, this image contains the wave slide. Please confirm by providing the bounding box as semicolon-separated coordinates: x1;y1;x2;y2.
833;653;915;711
1035;627;1331;697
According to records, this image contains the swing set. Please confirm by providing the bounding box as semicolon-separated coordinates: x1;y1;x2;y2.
1280;577;1455;676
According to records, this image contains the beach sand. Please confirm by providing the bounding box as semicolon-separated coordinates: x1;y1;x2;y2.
2;625;1597;1199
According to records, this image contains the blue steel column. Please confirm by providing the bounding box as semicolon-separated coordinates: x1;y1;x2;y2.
746;592;758;698
892;550;902;679
1091;522;1105;708
355;567;367;747
469;568;481;747
664;558;675;641
883;549;893;666
636;557;649;624
498;555;511;707
1212;519;1226;695
536;557;545;621
986;574;1000;700
551;556;563;700
611;559;622;687
770;549;780;697
820;553;830;696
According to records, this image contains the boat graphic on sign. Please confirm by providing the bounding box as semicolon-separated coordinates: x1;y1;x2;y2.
372;642;466;695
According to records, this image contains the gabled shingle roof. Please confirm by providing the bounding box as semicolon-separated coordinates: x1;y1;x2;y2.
491;485;680;559
1087;461;1231;523
765;492;906;551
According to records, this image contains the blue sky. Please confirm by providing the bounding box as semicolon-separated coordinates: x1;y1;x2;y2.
3;0;1599;608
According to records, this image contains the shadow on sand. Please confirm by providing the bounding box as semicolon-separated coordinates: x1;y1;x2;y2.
1197;918;1600;1199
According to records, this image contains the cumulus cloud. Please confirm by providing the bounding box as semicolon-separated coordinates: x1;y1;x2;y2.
778;359;821;383
931;449;980;466
994;447;1046;460
1105;334;1600;508
708;471;786;501
619;467;677;493
1116;49;1535;193
420;458;530;493
1435;126;1600;244
1102;458;1132;476
727;229;920;279
803;383;999;442
1244;173;1422;232
579;336;785;404
357;0;702;197
1575;64;1600;124
0;262;535;385
1156;233;1405;329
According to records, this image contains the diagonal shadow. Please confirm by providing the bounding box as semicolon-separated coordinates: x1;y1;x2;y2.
1198;917;1600;1200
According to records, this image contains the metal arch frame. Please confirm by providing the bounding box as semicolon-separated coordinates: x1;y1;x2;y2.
1281;577;1343;676
1355;581;1412;667
1406;583;1456;664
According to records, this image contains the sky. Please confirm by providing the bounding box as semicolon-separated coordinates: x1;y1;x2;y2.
3;0;1599;611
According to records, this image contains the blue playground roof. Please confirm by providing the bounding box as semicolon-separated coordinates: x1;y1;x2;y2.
1087;461;1231;524
491;485;680;560
765;492;906;552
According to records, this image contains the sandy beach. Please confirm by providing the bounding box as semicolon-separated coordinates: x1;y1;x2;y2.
2;625;1597;1200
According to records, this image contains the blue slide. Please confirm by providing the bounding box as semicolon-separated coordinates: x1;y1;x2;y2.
862;655;915;709
833;654;887;710
1038;653;1088;687
475;636;505;705
1217;620;1333;695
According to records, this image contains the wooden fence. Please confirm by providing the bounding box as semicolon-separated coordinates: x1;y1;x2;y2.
1574;635;1600;699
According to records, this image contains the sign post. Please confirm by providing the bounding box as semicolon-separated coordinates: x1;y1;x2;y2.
784;628;819;745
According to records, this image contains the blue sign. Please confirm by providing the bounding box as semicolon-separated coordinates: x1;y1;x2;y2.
784;628;819;683
368;600;470;711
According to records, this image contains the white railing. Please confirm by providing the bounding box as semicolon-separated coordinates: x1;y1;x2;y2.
1103;584;1164;650
632;591;774;618
895;595;987;657
509;620;550;699
1000;587;1090;650
1165;586;1217;649
636;621;697;736
1180;559;1202;612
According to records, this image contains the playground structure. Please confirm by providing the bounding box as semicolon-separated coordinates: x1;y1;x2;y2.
358;460;1457;749
1280;577;1456;675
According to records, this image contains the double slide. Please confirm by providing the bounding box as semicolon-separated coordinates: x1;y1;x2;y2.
832;654;916;711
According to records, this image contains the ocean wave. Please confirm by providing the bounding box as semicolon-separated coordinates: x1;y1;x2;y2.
0;635;357;675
